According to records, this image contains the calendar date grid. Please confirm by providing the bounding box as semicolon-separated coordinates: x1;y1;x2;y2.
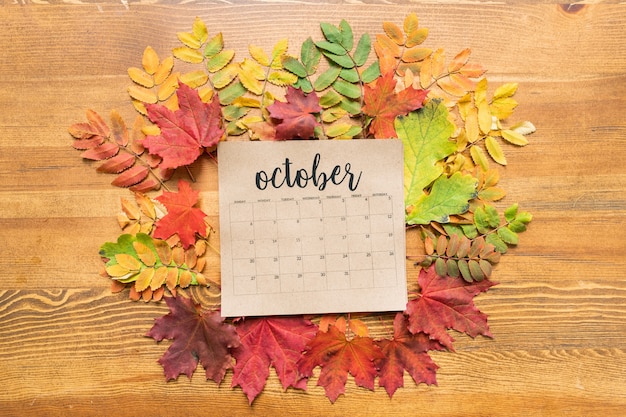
228;194;399;296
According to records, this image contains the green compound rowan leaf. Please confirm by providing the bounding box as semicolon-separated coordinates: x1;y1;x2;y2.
99;233;206;293
406;172;477;225
395;101;456;211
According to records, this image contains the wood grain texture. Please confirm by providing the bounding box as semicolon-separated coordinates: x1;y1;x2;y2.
1;2;625;416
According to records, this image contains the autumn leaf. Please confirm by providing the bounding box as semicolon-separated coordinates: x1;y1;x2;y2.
99;232;207;296
153;180;208;248
144;82;224;169
68;110;168;192
267;86;322;140
298;325;384;403
395;100;456;210
405;265;495;350
362;72;428;138
146;296;240;383
406;172;477;225
375;313;444;397
231;316;317;404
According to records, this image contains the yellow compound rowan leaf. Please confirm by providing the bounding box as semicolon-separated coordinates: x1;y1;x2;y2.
383;21;404;45
493;82;518;99
128;67;154;88
448;48;471;73
150;266;169;291
115;253;142;271
404;12;419;33
268;70;298;87
106;263;131;277
271;38;289;69
195;257;206;272
185;247;198;269
477;101;492;134
239;58;265;95
173;46;204;64
192;17;208;43
501;129;530;146
207;49;235;73
485;135;507;165
177;31;202;49
403;47;431;63
195;272;208;286
157;72;180;101
154;56;174;85
470;145;490;171
136;193;156;219
133;241;157;267
464;107;480;143
249;44;270;67
180;70;209;88
121;197;141;220
134;268;155;292
172;246;185;266
128;85;158;104
165;267;179;291
142;46;160;75
179;270;193;288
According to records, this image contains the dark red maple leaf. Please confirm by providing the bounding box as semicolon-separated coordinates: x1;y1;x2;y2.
231;316;317;404
362;71;428;138
297;325;384;403
146;296;240;383
267;86;322;140
153;179;207;248
375;312;445;397
144;82;224;169
405;265;496;350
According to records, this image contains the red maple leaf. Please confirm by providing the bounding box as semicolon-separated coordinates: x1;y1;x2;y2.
267;86;321;140
231;316;317;404
145;296;240;383
375;312;445;397
153;180;207;248
297;325;384;403
405;265;496;350
362;71;428;138
144;82;224;169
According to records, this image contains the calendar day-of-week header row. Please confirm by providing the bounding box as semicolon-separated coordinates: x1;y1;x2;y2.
231;193;389;205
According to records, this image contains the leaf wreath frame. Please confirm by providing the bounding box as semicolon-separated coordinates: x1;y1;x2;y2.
69;14;535;404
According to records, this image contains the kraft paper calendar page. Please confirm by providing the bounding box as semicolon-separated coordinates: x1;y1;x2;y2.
218;140;407;317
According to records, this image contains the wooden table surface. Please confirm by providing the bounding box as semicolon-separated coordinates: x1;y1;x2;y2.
1;2;625;416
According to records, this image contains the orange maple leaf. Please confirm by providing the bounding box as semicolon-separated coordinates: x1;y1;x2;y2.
297;325;384;403
153;180;207;248
362;72;428;138
144;82;224;169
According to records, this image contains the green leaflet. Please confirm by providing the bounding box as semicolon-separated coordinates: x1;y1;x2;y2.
474;203;533;253
395;101;456;209
406;172;477;225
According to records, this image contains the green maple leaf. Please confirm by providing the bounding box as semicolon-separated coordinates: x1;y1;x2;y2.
406;172;477;225
395;101;456;212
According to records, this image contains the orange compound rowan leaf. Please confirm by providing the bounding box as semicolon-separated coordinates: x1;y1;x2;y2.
405;265;495;350
297;325;384;403
375;313;444;397
68;110;165;192
144;82;224;169
153;180;208;249
146;296;240;383
231;316;317;404
362;72;428;138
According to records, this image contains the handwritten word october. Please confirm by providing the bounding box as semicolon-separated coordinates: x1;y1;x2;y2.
255;153;363;191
